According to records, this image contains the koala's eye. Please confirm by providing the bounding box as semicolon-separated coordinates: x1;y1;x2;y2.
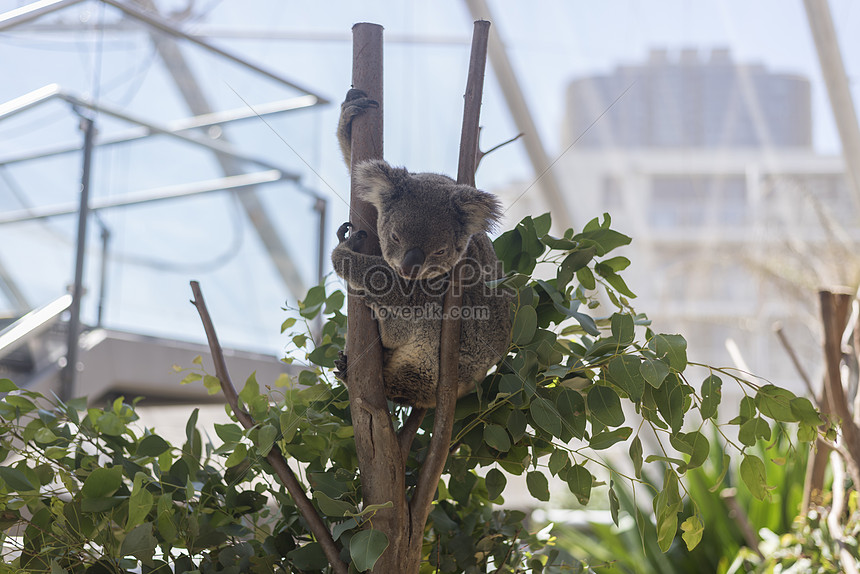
434;248;447;256
391;232;400;244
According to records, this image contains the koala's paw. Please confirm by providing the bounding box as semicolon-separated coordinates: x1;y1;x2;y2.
336;222;367;250
334;351;348;384
341;89;379;124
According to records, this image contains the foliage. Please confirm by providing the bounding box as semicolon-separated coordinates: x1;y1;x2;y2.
727;501;860;573
0;213;825;572
546;424;809;574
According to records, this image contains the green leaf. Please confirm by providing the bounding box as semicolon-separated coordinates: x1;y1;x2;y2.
650;334;687;371
81;467;123;498
739;417;771;447
587;385;625;427
126;488;154;530
0;466;35;492
595;264;637;298
548;449;570;476
653;375;685;433
120;523;157;566
589;427;632;450
576;267;596;290
214;423;243;444
655;470;682;552
740;453;769;501
313;491;354;517
700;375;721;420
202;375;221;395
526;471;550;502
566;465;592;506
555;389;586;439
755;385;798;422
256;423;278;456
137;435;170;457
185;408;199;446
610;313;635;345
557;248;596;289
530;397;562;437
575;227;632;256
608;483;620;526
607;356;645;402
629;436;644;479
533;212;552;236
0;379;19;392
280;316;297;334
512;304;538;345
640;358;669;388
288;543;329;571
350;529;389;572
225;443;248;468
507;409;527;443
484;424;512;452
790;397;822;426
299;285;327;319
238;372;260;405
670;431;709;471
486;468;506;501
681;515;704;551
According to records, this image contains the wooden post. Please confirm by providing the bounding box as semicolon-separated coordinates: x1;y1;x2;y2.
346;23;412;573
345;21;491;572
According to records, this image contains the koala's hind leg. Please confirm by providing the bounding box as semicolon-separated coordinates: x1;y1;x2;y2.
338;89;379;168
383;350;438;408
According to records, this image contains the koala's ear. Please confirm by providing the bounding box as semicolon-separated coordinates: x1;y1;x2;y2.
452;187;504;236
354;160;408;208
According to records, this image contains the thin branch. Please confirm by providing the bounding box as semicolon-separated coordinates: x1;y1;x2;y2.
410;19;490;531
773;322;818;401
398;407;427;459
189;281;347;574
476;131;523;169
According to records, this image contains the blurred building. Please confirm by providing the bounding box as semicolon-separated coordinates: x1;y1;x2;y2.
549;48;858;394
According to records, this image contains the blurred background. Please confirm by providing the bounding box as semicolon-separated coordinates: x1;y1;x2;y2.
0;0;858;415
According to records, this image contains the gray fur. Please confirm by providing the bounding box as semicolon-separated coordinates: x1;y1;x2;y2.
332;89;512;407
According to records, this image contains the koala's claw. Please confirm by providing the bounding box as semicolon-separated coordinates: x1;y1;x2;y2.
334;351;348;383
341;89;379;120
337;222;353;243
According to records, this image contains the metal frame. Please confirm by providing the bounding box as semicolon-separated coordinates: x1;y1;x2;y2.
0;0;329;105
0;84;302;179
0;94;319;167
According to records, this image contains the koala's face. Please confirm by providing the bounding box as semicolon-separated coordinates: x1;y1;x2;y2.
355;160;502;280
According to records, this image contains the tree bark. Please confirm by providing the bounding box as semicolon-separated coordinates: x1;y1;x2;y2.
819;290;860;489
345;21;491;572
346;23;414;573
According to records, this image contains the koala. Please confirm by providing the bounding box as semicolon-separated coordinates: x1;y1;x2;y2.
331;89;512;408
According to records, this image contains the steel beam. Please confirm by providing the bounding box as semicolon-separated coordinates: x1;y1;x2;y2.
804;0;860;216
137;1;308;298
0;170;284;224
0;0;85;32
0;94;319;168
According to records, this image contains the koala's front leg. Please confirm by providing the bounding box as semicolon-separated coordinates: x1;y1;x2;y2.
338;89;378;169
331;222;396;299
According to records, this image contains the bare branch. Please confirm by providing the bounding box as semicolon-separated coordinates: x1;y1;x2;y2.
476;132;524;169
189;281;347;574
410;19;490;531
773;322;818;402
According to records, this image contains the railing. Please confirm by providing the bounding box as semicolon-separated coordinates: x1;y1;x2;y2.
0;295;72;360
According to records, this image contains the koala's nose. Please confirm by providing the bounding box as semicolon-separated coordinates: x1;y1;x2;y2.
400;248;425;278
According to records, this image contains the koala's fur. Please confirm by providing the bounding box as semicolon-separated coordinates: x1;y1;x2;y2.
331;89;512;408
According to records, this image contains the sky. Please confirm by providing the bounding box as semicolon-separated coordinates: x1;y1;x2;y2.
0;0;858;356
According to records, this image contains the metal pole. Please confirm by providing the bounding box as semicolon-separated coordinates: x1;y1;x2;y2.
61;115;95;402
315;196;327;286
96;217;110;328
